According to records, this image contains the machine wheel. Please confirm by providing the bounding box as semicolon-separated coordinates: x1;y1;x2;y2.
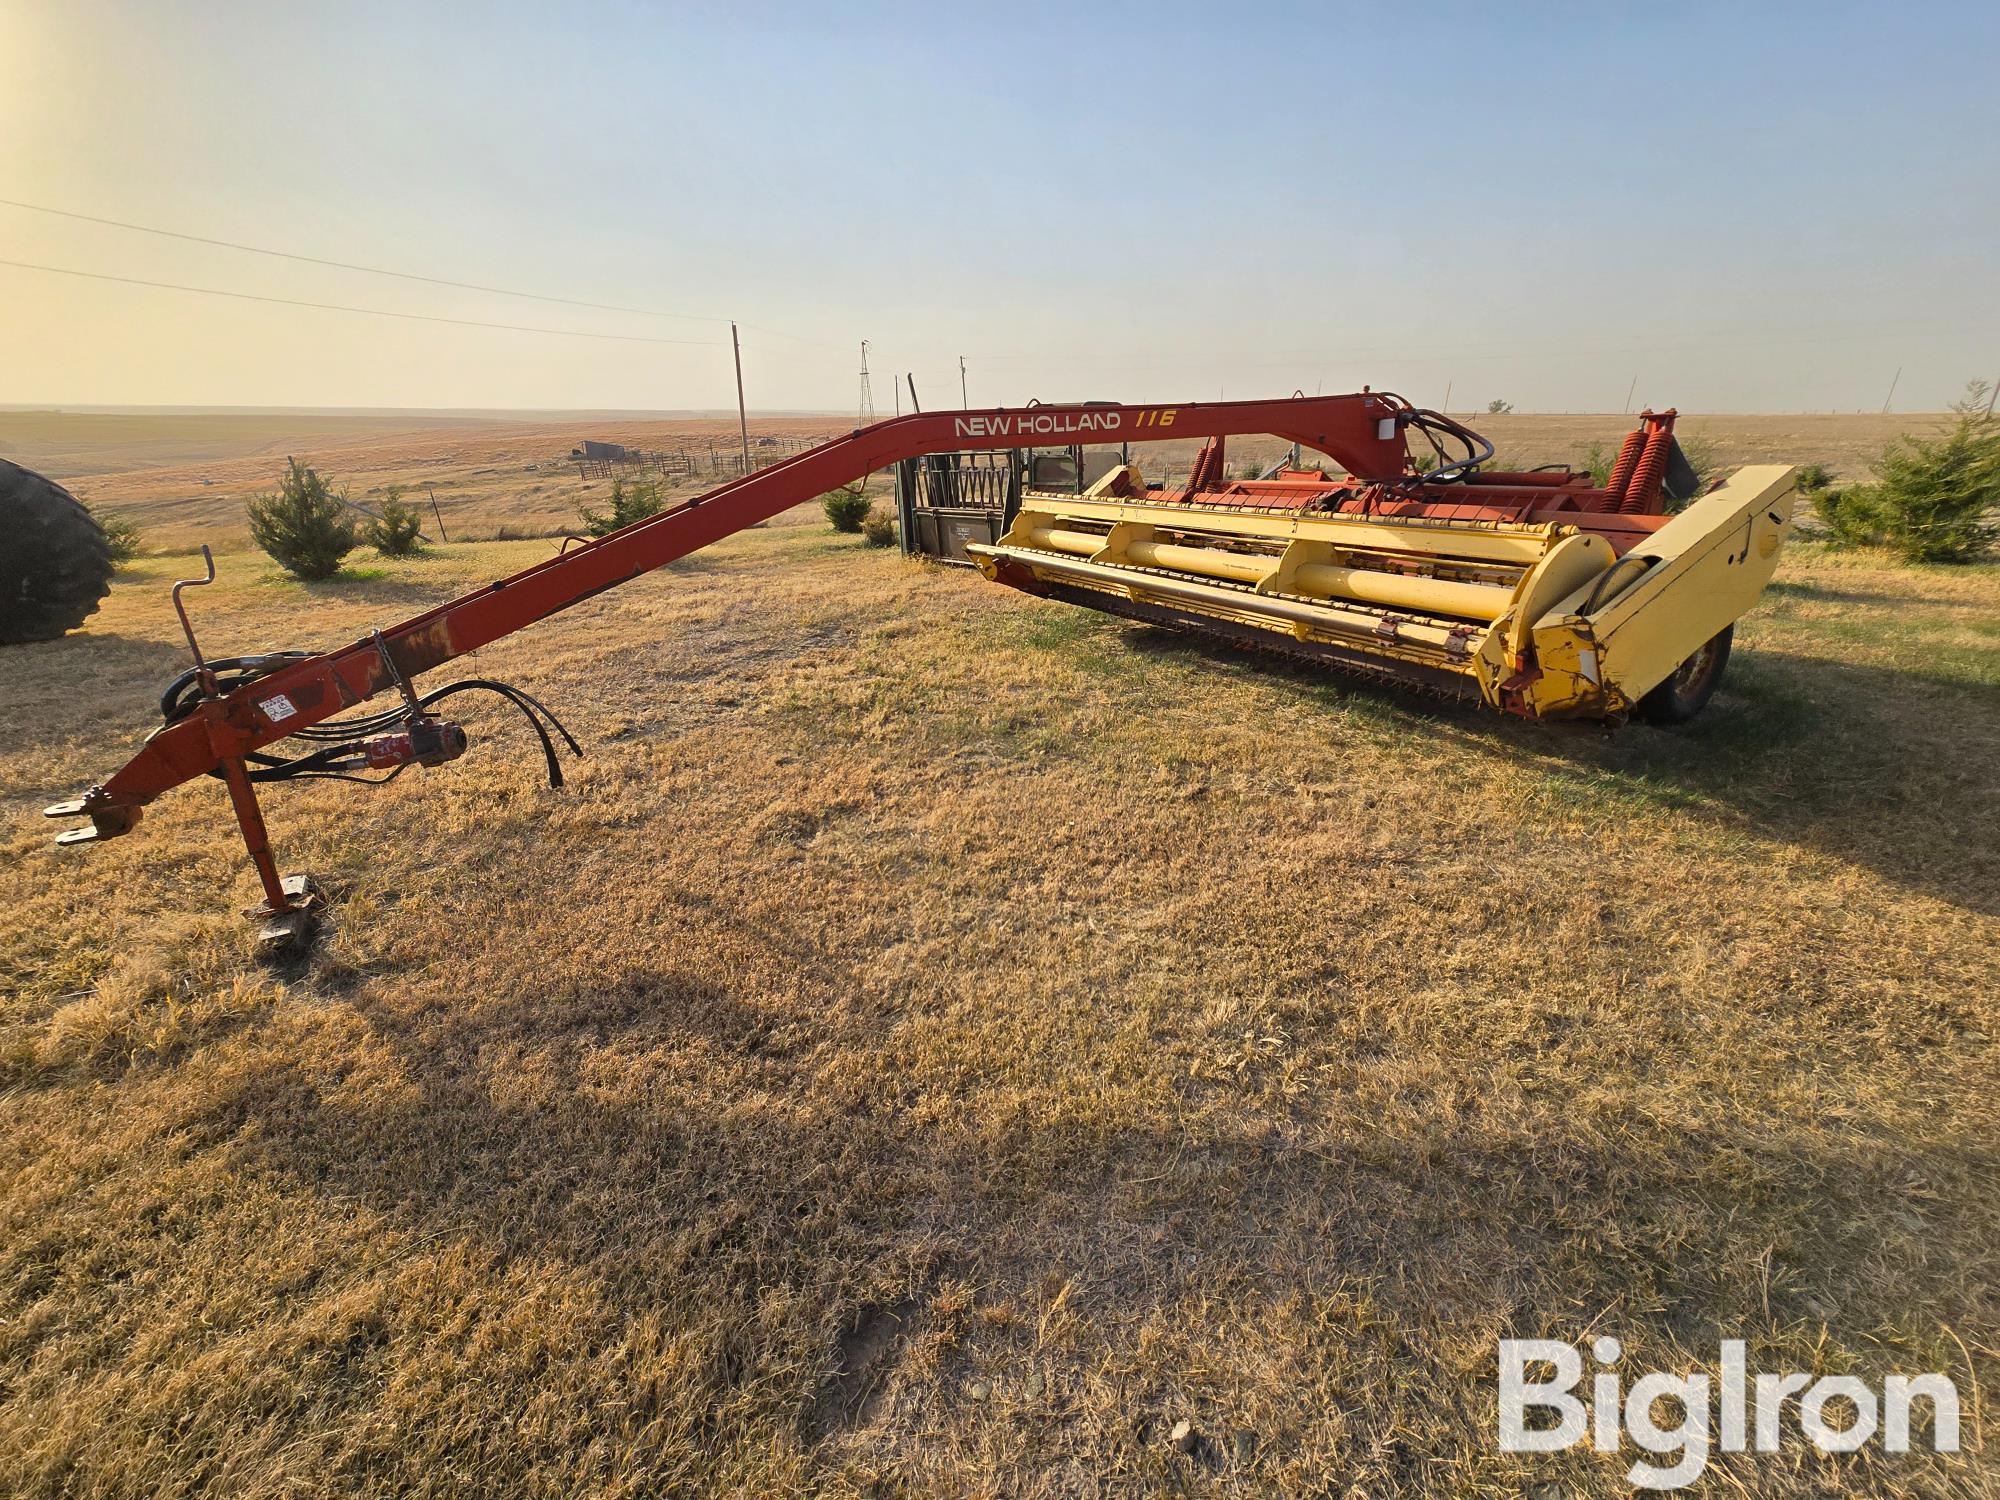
0;459;114;645
1635;625;1733;726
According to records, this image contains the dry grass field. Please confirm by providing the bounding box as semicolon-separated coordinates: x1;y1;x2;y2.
0;410;503;482
4;410;855;551
1;413;1996;1497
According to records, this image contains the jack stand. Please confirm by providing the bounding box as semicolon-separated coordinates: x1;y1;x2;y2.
251;874;326;961
218;753;324;961
168;546;328;962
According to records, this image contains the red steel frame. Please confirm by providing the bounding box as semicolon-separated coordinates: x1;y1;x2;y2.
47;392;1660;910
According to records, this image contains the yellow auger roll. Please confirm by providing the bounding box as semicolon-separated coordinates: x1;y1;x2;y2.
1022;521;1511;620
1122;539;1271;584
1288;562;1511;621
972;546;1474;655
1022;525;1107;556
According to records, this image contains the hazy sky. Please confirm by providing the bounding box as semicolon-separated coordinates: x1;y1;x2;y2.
3;0;1995;413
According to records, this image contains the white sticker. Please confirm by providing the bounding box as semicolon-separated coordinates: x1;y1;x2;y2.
259;693;298;723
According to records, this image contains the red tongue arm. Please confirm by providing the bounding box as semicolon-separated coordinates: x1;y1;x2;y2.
64;394;1412;821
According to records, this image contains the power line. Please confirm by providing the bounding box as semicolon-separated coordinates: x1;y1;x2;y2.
0;258;728;345
0;195;734;324
0;196;867;355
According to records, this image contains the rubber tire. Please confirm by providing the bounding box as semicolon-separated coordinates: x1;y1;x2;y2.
1635;624;1733;726
0;459;114;645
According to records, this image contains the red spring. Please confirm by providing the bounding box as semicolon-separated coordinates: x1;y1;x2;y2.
1622;410;1678;514
1604;425;1648;508
1188;436;1225;492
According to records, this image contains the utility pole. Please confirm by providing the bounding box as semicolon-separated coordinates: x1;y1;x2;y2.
730;322;751;475
960;355;968;408
1623;373;1638;414
858;340;876;426
1442;379;1453;413
1881;366;1901;414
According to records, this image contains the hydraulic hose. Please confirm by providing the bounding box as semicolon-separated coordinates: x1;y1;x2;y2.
160;657;581;788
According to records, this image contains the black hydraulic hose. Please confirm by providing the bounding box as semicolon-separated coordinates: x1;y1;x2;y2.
158;653;315;723
238;742;400;783
1404;409;1495;483
1366;392;1494;486
417;678;581;788
168;663;582;789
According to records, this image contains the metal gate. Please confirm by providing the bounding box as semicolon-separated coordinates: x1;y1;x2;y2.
896;451;1021;565
896;444;1136;564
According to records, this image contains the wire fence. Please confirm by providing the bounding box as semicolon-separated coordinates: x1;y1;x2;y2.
571;436;819;483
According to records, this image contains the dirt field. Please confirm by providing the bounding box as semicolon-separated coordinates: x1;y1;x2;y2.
2;410;858;551
1;415;1995;1495
0;410;501;481
4;407;1944;555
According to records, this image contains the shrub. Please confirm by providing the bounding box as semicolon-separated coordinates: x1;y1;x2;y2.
1794;462;1835;493
823;486;870;533
861;505;897;548
95;510;142;564
1576;440;1614;487
1819;383;1999;563
247;459;357;581
1670;434;1719;510
1811;486;1885;548
578;477;665;538
364;488;425;556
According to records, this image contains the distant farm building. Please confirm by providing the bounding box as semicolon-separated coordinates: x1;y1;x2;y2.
572;439;636;462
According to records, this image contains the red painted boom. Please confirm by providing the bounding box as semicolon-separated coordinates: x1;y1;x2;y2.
76;394;1409;818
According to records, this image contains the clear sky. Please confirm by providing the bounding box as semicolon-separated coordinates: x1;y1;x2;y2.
3;0;1994;414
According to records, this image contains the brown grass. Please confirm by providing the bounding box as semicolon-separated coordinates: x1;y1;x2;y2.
1;474;1996;1493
